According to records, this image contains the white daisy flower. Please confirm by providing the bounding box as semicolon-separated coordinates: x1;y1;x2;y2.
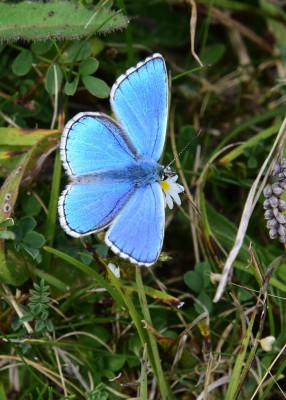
160;174;184;209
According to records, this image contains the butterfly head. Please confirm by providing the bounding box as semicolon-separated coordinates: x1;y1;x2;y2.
160;166;184;209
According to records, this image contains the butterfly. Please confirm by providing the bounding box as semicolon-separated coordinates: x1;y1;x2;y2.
58;53;184;266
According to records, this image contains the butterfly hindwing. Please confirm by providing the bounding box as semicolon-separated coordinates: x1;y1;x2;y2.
58;180;134;237
105;182;165;266
110;53;168;162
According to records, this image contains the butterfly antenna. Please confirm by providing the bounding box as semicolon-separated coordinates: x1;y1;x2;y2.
167;128;202;168
167;128;202;216
184;193;201;216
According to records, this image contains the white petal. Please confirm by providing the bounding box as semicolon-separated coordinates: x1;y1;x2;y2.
176;183;185;193
170;190;181;205
260;336;275;352
108;263;121;278
165;193;174;209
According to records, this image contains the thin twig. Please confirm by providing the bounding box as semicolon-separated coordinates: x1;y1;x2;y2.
189;0;203;67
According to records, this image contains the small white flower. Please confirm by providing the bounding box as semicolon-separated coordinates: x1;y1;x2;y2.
160;175;184;209
107;263;121;278
260;336;275;352
210;273;222;284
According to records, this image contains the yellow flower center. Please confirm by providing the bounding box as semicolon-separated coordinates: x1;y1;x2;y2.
160;180;171;192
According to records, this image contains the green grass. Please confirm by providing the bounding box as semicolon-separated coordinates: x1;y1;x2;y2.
0;0;286;398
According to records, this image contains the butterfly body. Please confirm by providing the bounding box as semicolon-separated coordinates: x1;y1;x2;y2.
59;54;184;266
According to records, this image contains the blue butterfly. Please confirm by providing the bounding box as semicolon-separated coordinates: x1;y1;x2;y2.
58;53;184;266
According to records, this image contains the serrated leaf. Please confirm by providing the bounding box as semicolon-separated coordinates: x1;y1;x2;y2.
12;50;33;76
0;2;128;41
82;75;110;98
79;57;99;76
45;64;63;94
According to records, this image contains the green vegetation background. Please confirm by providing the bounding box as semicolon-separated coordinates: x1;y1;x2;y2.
0;0;286;399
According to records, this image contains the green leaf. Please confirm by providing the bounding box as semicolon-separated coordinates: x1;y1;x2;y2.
12;49;33;76
35;320;45;332
200;44;226;65
46;320;54;332
0;230;15;240
20;216;37;234
24;246;39;260
45;64;63;94
0;127;58;147
0;383;8;400
31;41;53;55
64;75;79;96
21;313;34;323
95;243;108;258
0;2;128;41
40;311;49;320
22;194;42;217
62;42;92;63
195;292;213;314
23;231;45;249
184;271;204;293
79;58;99;76
11;317;22;331
195;262;211;289
82;76;110;98
31;303;43;315
106;355;126;372
0;218;14;228
247;156;258;169
0;135;58;285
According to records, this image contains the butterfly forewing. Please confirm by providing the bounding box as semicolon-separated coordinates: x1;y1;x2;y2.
60;112;137;177
110;54;168;162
